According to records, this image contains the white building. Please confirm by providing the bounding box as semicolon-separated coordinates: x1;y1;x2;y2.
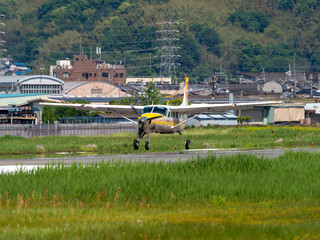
0;75;64;94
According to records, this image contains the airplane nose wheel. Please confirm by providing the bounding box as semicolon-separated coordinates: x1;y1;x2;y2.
133;139;139;150
145;141;150;150
185;139;191;150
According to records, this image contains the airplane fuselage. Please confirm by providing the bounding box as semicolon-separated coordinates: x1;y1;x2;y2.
139;105;187;134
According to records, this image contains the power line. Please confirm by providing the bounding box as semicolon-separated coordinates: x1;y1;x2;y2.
126;64;159;69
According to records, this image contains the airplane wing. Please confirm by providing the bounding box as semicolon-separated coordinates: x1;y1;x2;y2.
39;102;144;115
168;101;279;114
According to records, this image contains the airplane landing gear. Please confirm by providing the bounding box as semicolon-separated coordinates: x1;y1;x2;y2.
145;134;150;150
178;131;191;150
133;139;139;150
134;132;150;150
145;141;150;150
185;139;191;150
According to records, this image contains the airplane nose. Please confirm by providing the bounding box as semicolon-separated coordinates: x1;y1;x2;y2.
141;116;148;123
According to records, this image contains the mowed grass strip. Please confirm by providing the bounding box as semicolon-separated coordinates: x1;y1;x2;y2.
0;200;319;239
0;125;320;155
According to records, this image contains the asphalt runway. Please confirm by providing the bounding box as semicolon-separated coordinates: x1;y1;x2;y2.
1;147;320;167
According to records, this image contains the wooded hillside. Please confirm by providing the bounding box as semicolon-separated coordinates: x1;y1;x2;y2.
1;0;320;81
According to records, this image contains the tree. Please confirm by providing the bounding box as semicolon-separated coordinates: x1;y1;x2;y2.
178;34;201;75
109;92;140;105
277;0;296;11
110;82;163;106
41;100;95;123
195;26;222;54
139;81;162;105
42;106;56;124
233;39;265;72
311;50;320;71
191;64;214;82
228;10;270;33
163;98;183;106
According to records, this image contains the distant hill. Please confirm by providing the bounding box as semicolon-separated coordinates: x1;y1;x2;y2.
0;0;320;81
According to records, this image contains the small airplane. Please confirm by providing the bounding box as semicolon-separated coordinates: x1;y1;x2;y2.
40;77;279;150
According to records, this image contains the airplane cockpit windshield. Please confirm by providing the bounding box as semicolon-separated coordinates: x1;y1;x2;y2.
142;106;168;116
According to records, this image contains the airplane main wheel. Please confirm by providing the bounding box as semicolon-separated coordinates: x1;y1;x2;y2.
145;141;150;150
185;139;191;150
133;140;139;150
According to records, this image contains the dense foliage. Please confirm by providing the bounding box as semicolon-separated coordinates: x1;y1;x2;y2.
1;0;320;79
42;100;95;123
228;10;270;33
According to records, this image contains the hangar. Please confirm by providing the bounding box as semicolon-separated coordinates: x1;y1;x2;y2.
262;81;285;93
63;81;130;97
0;75;64;94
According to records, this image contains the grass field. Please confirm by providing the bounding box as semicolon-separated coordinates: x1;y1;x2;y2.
0;125;320;155
0;151;320;239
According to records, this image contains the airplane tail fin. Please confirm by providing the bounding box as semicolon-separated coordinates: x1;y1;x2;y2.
182;76;189;106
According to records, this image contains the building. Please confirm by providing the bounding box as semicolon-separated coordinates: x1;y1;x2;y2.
0;75;63;94
187;114;238;127
62;81;129;98
0;57;32;76
50;55;126;85
0;94;53;124
126;77;171;84
305;103;320;125
238;104;305;125
262;81;285;93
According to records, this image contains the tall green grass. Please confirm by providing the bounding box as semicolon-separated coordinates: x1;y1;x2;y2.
1;151;320;203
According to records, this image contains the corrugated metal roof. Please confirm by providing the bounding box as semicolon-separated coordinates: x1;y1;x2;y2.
0;93;48;99
195;114;238;120
63;81;91;92
305;103;320;109
0;75;63;84
0;94;51;106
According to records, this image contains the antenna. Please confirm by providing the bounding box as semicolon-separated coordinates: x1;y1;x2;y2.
96;45;101;60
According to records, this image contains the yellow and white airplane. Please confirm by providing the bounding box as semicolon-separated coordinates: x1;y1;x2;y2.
40;77;278;150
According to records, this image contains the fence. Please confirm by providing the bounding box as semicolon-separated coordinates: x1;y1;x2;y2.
0;123;138;138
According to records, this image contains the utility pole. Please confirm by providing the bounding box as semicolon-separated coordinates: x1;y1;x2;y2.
309;74;314;96
219;55;223;82
149;53;152;77
211;75;216;99
0;14;6;76
157;16;180;84
293;53;296;98
239;91;243;117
